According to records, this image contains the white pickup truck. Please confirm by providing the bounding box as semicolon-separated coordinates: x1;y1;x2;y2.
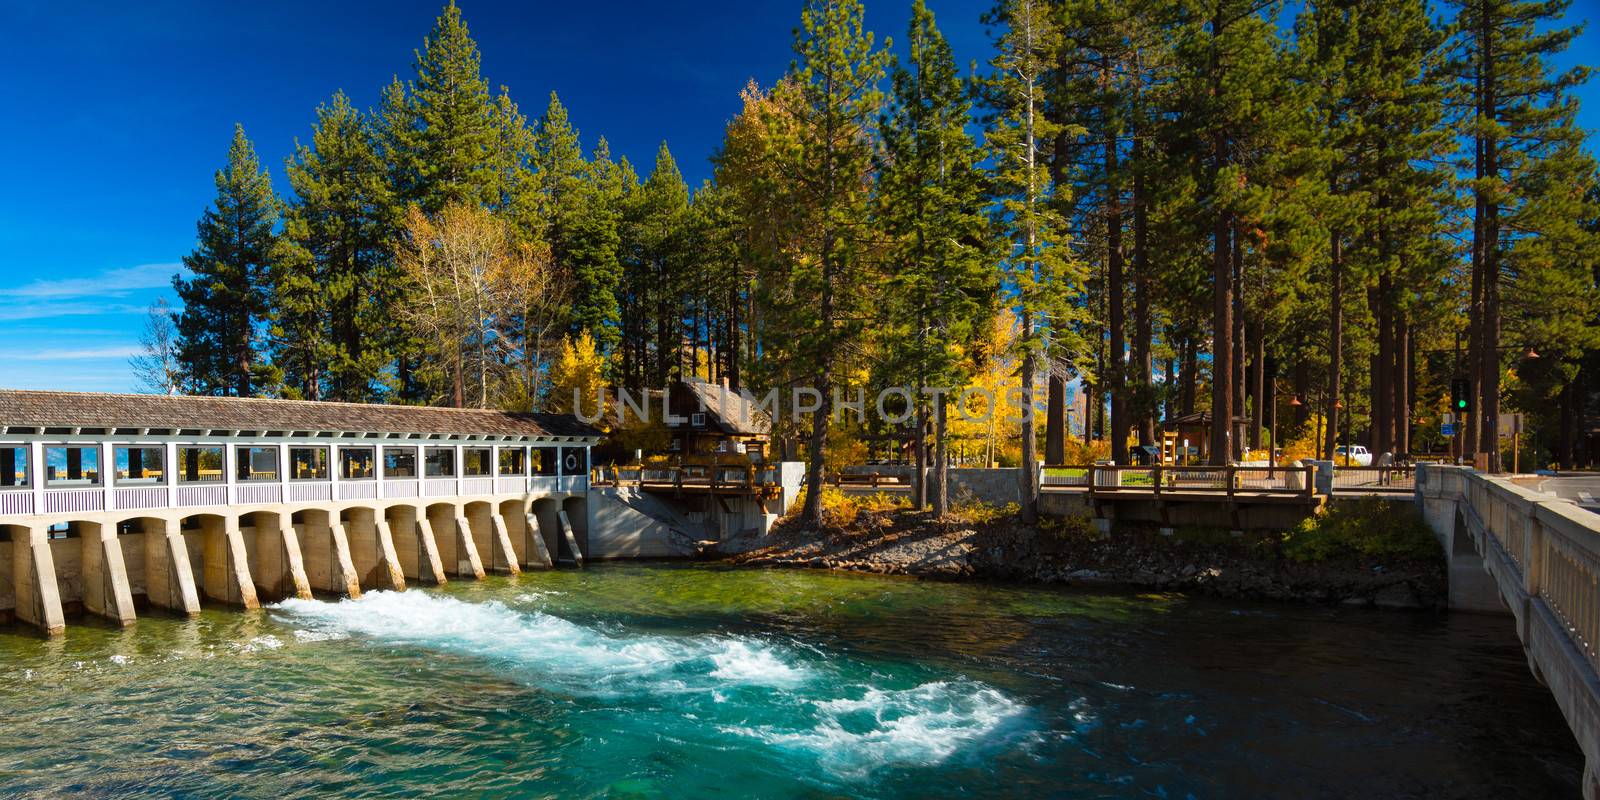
1335;445;1373;466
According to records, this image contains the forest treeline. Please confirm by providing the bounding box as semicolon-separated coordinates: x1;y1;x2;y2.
140;0;1599;523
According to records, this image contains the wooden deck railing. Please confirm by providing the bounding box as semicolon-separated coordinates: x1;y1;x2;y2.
593;464;782;492
1078;464;1317;500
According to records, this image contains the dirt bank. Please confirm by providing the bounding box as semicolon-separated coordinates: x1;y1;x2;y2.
721;505;1446;609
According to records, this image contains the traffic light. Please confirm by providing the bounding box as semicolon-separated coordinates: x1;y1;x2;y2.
1451;378;1471;415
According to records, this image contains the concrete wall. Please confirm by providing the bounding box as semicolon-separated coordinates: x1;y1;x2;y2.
0;489;588;636
589;488;701;558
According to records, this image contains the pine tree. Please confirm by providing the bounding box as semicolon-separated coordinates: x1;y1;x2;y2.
278;91;396;401
174;124;280;396
629;143;691;387
985;0;1088;519
1447;0;1590;469
564;138;625;352
880;0;997;515
384;1;502;215
788;0;890;525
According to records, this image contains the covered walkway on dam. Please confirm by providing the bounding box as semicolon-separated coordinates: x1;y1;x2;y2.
0;389;601;635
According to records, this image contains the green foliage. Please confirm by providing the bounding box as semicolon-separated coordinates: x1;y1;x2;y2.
277;91;396;402
174;124;280;397
382;0;503;215
1281;498;1441;563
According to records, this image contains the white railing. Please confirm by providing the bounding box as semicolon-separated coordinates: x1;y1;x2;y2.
288;482;333;502
234;483;283;505
0;490;34;515
42;488;104;513
115;486;168;510
0;468;582;516
1419;464;1600;774
385;479;419;498
338;481;378;500
176;484;228;507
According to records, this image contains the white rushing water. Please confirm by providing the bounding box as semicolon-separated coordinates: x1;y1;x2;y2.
273;590;1027;778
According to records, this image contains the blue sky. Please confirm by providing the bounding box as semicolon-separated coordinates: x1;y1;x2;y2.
0;0;1594;393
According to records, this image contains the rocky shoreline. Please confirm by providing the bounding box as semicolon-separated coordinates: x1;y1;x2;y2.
721;507;1447;609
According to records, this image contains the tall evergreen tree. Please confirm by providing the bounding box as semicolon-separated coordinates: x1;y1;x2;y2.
1447;0;1590;468
278;91;396;402
880;0;996;515
985;0;1088;519
564;138;625;351
629;143;691;387
787;0;890;525
174;124;280;397
382;1;502;215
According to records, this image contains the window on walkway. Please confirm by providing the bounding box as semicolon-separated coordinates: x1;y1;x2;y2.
560;447;587;476
425;447;455;478
532;448;555;476
1;446;29;488
341;447;375;480
235;446;279;482
498;447;526;476
46;445;102;486
384;447;417;478
177;446;223;483
464;448;493;476
289;447;328;480
115;445;164;484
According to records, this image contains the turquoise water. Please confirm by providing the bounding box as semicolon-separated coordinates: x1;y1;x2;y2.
0;564;1583;798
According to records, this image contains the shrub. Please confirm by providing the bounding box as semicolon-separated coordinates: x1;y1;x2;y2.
1038;513;1096;542
950;500;1019;525
787;486;904;528
1281;498;1441;563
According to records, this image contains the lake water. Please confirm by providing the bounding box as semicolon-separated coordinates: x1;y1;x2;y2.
0;564;1583;798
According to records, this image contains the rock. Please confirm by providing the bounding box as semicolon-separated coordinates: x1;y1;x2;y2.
1372;583;1423;609
1067;569;1104;582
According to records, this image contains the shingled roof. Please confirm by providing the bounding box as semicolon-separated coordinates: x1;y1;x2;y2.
678;378;770;436
0;389;601;440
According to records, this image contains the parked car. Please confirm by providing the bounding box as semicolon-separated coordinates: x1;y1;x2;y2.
1335;445;1373;466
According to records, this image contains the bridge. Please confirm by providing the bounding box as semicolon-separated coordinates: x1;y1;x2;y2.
0;390;601;636
1418;464;1600;797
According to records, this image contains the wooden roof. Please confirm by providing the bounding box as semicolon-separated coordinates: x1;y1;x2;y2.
677;379;770;436
0;389;601;440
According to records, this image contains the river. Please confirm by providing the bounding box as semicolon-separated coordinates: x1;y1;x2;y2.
0;564;1582;798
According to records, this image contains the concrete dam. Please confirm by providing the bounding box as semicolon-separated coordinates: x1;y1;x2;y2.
0;389;792;635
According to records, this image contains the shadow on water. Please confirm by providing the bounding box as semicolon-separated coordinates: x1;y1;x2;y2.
0;561;1583;799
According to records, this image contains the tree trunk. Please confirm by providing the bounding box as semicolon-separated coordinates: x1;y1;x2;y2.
1393;313;1410;455
934;397;949;516
1325;234;1343;462
1106;105;1126;465
1250;323;1264;452
1046;374;1065;464
1372;279;1391;456
1212;213;1233;466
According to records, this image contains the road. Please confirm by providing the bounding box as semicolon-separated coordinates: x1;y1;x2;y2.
1539;476;1600;514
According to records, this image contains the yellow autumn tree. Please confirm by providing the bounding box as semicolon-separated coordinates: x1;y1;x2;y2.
545;331;606;421
948;310;1023;467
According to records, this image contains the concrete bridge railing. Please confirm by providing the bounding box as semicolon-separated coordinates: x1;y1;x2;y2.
1418;464;1600;798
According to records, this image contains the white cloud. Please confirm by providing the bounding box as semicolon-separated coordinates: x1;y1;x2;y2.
0;346;141;361
0;262;182;301
0;300;148;322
